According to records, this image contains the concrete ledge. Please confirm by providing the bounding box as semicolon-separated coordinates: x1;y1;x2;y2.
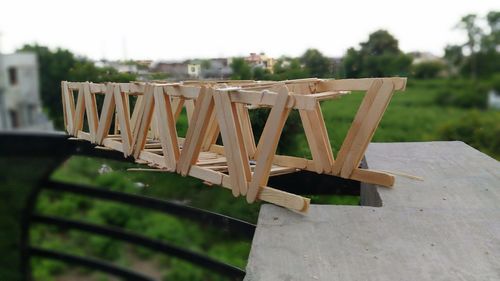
245;142;500;281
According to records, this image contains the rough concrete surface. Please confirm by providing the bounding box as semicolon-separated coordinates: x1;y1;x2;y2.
245;142;500;281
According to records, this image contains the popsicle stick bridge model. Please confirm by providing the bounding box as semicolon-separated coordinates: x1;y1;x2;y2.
61;77;407;213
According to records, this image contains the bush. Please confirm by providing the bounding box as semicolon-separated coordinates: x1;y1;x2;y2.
411;61;445;79
490;73;500;92
435;79;488;109
436;110;500;159
249;108;302;154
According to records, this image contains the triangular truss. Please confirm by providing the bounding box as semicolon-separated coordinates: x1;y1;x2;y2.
61;77;407;213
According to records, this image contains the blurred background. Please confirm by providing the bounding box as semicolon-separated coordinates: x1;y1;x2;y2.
0;0;498;280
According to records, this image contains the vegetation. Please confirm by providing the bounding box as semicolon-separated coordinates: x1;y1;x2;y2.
411;61;445;79
445;11;500;79
343;30;412;78
434;79;490;109
17;45;137;129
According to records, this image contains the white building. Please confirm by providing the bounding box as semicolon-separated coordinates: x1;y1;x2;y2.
0;53;53;130
187;63;201;78
409;51;443;65
488;89;500;109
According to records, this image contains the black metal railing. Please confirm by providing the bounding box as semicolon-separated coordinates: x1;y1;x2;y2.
0;132;368;281
3;132;256;281
27;180;252;280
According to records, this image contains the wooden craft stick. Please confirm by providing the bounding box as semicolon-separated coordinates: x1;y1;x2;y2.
133;84;156;158
95;84;116;144
307;103;334;173
171;97;185;122
177;87;215;176
332;79;383;175
61;82;69;132
184;99;195;125
213;91;241;196
247;86;291;203
154;86;180;171
317;77;406;92
72;83;85;136
83;83;99;142
350;168;395;187
130;95;144;133
236;103;257;158
114;84;134;156
187;166;310;212
292;83;325;174
218;91;252;195
61;81;76;134
340;80;395;178
201;111;220;151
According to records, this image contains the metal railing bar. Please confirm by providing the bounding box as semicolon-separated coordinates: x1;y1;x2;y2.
31;214;246;278
28;247;155;281
42;179;256;239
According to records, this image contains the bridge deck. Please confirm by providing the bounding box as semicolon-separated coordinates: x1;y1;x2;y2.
245;141;500;281
81;133;298;177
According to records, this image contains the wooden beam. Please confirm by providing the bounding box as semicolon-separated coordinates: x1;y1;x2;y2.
340;80;395;178
332;79;383;175
177;87;215;176
83;83;99;142
237;103;257;158
114;84;134;156
61;81;76;134
214;90;252;196
95;84;116;145
317;77;406;92
247;86;291;203
130;95;144;133
133;84;156;158
213;91;241;196
72;84;85;136
350;168;395;187
154;86;180;171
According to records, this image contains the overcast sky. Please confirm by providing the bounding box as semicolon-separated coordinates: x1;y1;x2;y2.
1;0;498;61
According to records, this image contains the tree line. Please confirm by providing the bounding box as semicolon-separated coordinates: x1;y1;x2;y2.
231;11;499;81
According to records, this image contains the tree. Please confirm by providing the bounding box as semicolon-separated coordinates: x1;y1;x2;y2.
482;11;500;52
17;44;136;129
360;30;401;55
455;14;482;78
272;57;309;80
412;61;445;79
452;11;500;79
252;67;272;80
343;30;412;78
230;58;252;80
200;59;212;70
300;49;331;78
444;45;464;76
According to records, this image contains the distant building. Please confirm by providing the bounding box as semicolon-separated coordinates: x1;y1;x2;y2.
94;60;138;74
245;52;275;73
135;60;153;68
187;63;201;78
409;51;443;65
488;89;500;109
150;61;198;79
200;58;233;79
0;53;53;131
